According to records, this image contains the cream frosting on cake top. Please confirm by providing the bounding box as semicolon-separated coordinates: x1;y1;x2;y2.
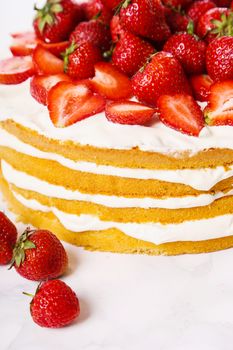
1;81;233;156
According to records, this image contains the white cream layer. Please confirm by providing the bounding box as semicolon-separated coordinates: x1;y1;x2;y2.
12;190;233;244
1;81;233;156
3;160;233;209
0;129;233;191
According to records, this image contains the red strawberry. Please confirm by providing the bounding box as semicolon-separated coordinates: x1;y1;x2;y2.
213;0;231;6
39;41;70;56
190;74;213;101
105;101;156;125
10;31;70;57
102;0;121;10
110;15;125;42
84;0;113;24
30;73;72;105
157;94;204;136
163;32;206;75
0;56;35;85
165;7;190;33
48;81;105;127
33;0;76;43
187;0;216;25
119;0;171;42
0;212;17;265
62;42;101;80
132;52;191;107
204;80;233;125
196;8;231;42
10;31;37;56
206;36;233;81
12;228;68;281
33;45;64;75
30;280;80;328
70;20;111;52
91;62;132;100
112;31;155;76
162;0;193;8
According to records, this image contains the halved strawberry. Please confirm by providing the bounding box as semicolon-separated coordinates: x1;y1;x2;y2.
105;101;156;125
157;94;204;136
10;31;37;56
91;62;132;100
204;80;233;125
30;73;72;105
190;74;213;102
0;56;35;85
33;45;64;75
39;41;69;56
48;81;105;127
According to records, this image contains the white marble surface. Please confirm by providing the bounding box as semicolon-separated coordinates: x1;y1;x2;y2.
1;1;233;349
1;197;233;350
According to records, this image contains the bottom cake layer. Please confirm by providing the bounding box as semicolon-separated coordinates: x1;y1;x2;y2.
1;171;233;255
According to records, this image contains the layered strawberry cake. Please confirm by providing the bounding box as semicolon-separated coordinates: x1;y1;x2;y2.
0;0;233;255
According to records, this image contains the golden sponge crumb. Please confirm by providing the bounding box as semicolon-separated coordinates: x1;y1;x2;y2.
1;170;233;256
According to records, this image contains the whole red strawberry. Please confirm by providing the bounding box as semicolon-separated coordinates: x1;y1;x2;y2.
112;31;155;76
187;0;216;25
102;0;121;10
132;52;191;107
84;0;113;24
33;0;76;43
206;36;233;81
162;0;193;8
12;228;68;281
0;212;17;265
70;20;111;52
63;42;102;79
196;8;231;42
213;0;231;6
119;0;171;42
164;7;190;33
30;280;80;328
163;32;206;75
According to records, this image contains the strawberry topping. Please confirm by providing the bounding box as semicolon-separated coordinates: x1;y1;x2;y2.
157;94;205;136
105;101;156;125
0;56;35;85
48;81;105;127
204;80;233;125
30;73;72;105
33;45;64;75
91;62;132;100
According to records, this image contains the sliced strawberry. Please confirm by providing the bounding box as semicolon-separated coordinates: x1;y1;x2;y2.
190;74;213;102
91;62;132;100
157;94;204;136
33;45;64;75
204;80;233;125
0;56;35;85
30;74;72;105
10;31;37;56
48;81;105;127
39;41;70;57
105;101;156;125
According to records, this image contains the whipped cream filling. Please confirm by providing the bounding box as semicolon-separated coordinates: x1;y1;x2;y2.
3;160;233;209
0;129;233;190
1;81;233;156
12;190;233;244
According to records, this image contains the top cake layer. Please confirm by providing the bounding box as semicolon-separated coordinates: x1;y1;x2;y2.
1;81;233;157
